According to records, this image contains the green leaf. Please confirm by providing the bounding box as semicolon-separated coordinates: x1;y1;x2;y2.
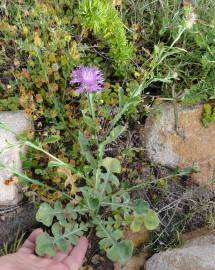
36;203;54;227
102;125;125;146
109;96;140;130
78;131;96;167
54;201;67;225
133;199;150;215
83;115;96;131
102;157;121;173
65;203;78;220
88;196;100;210
95;219;130;262
99;238;113;249
52;223;70;251
101;172;119;187
130;215;144;232
52;222;62;237
99;125;125;158
63;222;87;245
43;135;60;145
35;232;55;257
107;240;133;263
143;210;160;231
48;161;66;168
118;87;125;108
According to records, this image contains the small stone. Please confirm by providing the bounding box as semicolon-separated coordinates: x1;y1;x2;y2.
143;103;215;188
0;111;32;206
145;233;215;270
114;252;148;270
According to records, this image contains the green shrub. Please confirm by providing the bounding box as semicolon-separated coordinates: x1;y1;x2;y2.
78;0;133;75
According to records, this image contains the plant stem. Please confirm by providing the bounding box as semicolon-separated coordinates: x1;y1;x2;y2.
112;167;196;197
170;27;186;48
99;171;111;201
14;170;71;200
95;166;101;190
25;141;83;176
88;93;96;122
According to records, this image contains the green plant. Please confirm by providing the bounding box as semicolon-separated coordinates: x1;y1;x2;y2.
202;103;215;127
16;53;193;261
30;80;161;263
78;0;133;75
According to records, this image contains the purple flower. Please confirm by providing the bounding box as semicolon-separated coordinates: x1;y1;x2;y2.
70;65;104;93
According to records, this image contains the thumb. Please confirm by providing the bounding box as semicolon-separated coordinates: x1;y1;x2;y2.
18;228;43;254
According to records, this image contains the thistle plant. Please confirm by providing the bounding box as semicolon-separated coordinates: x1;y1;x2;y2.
34;66;160;263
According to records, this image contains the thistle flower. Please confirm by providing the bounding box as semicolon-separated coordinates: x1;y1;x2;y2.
184;7;197;30
70;65;104;93
186;12;197;29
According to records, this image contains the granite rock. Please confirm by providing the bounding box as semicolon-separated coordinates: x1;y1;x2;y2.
0;111;32;206
145;233;215;270
143;103;215;188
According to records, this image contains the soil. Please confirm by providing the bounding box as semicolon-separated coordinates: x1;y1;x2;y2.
0;201;38;248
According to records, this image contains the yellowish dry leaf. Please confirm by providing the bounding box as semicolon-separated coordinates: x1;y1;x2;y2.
57;167;79;195
112;0;122;6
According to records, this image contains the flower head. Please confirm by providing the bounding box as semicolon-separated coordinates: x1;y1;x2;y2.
70;65;104;94
186;11;197;29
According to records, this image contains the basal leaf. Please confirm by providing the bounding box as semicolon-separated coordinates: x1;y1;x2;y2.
36;203;54;227
99;237;113;249
130;215;144;232
65;202;78;220
143;209;160;231
35;232;55;257
101;172;119;187
52;222;70;251
88;196;100;210
102;157;121;173
54;201;67;225
133;199;150;215
52;222;62;237
107;240;133;263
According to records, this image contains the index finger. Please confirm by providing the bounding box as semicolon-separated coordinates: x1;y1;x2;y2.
63;237;88;270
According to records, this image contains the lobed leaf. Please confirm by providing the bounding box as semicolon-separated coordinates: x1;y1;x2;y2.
133;199;150;215
143;209;160;231
35;232;55;257
36;203;54;227
102;157;121;173
107;240;133;263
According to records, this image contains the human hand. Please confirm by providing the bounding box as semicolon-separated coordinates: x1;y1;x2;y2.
0;228;88;270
